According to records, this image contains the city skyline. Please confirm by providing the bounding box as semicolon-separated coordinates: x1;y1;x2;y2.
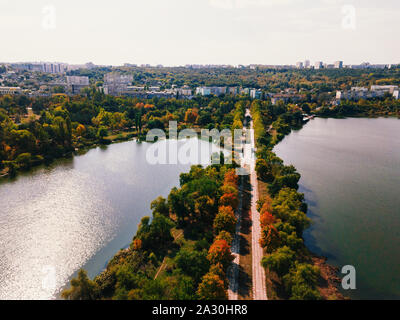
0;0;399;66
1;59;397;69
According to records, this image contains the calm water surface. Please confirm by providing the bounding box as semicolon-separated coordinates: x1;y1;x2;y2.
274;117;400;300
0;138;221;300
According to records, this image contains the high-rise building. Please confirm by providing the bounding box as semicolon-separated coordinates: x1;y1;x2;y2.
314;61;323;69
304;60;310;68
296;62;304;69
42;63;66;74
334;61;344;69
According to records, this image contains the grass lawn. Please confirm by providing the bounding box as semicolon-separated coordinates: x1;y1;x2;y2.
104;131;137;141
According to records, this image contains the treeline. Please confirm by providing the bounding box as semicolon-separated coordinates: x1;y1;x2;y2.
252;100;324;300
62;165;241;300
0;92;248;177
315;96;400;117
0;97;74;176
251;100;304;147
69;65;400;93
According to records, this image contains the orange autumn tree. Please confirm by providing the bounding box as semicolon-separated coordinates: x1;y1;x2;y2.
260;224;281;253
135;102;145;109
75;124;86;137
223;169;238;187
184;108;199;124
207;239;234;268
132;239;142;251
260;211;276;228
220;192;239;209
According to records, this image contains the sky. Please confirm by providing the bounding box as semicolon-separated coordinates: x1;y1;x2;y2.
0;0;399;66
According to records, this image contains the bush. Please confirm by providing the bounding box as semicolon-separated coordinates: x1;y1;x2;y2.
283;263;321;300
262;246;295;277
175;247;209;283
15;153;32;169
216;231;233;245
213;206;237;235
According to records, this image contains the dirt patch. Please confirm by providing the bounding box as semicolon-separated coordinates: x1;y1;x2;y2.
313;255;347;300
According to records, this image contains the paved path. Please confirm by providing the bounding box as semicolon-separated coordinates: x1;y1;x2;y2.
246;110;268;301
228;109;268;300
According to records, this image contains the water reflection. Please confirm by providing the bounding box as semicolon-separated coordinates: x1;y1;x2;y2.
0;138;221;300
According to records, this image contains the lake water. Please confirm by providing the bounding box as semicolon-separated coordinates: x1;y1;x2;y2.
0;138;222;300
274;117;400;300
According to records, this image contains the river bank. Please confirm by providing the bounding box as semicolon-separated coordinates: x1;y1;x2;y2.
0;129;141;179
257;177;346;300
250;100;351;300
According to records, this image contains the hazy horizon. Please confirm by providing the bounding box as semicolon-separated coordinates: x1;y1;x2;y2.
1;0;399;66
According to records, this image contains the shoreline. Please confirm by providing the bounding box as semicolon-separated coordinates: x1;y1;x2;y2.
0;134;138;180
254;108;349;300
281;120;347;300
311;254;347;300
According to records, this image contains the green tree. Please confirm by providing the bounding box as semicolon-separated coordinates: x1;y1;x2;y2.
283;263;321;300
97;126;108;140
262;246;295;277
215;231;233;245
151;196;169;217
175;247;209;283
61;269;98;300
213;206;237;235
256;159;274;182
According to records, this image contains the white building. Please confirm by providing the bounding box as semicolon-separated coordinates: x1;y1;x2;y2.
0;86;22;95
104;73;134;95
195;86;227;96
66;76;90;95
250;89;262;99
304;60;311;68
336;85;400;101
370;85;399;94
336;87;368;100
196;87;212;96
42;63;66;74
228;87;239;96
148;86;161;91
178;86;192;96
